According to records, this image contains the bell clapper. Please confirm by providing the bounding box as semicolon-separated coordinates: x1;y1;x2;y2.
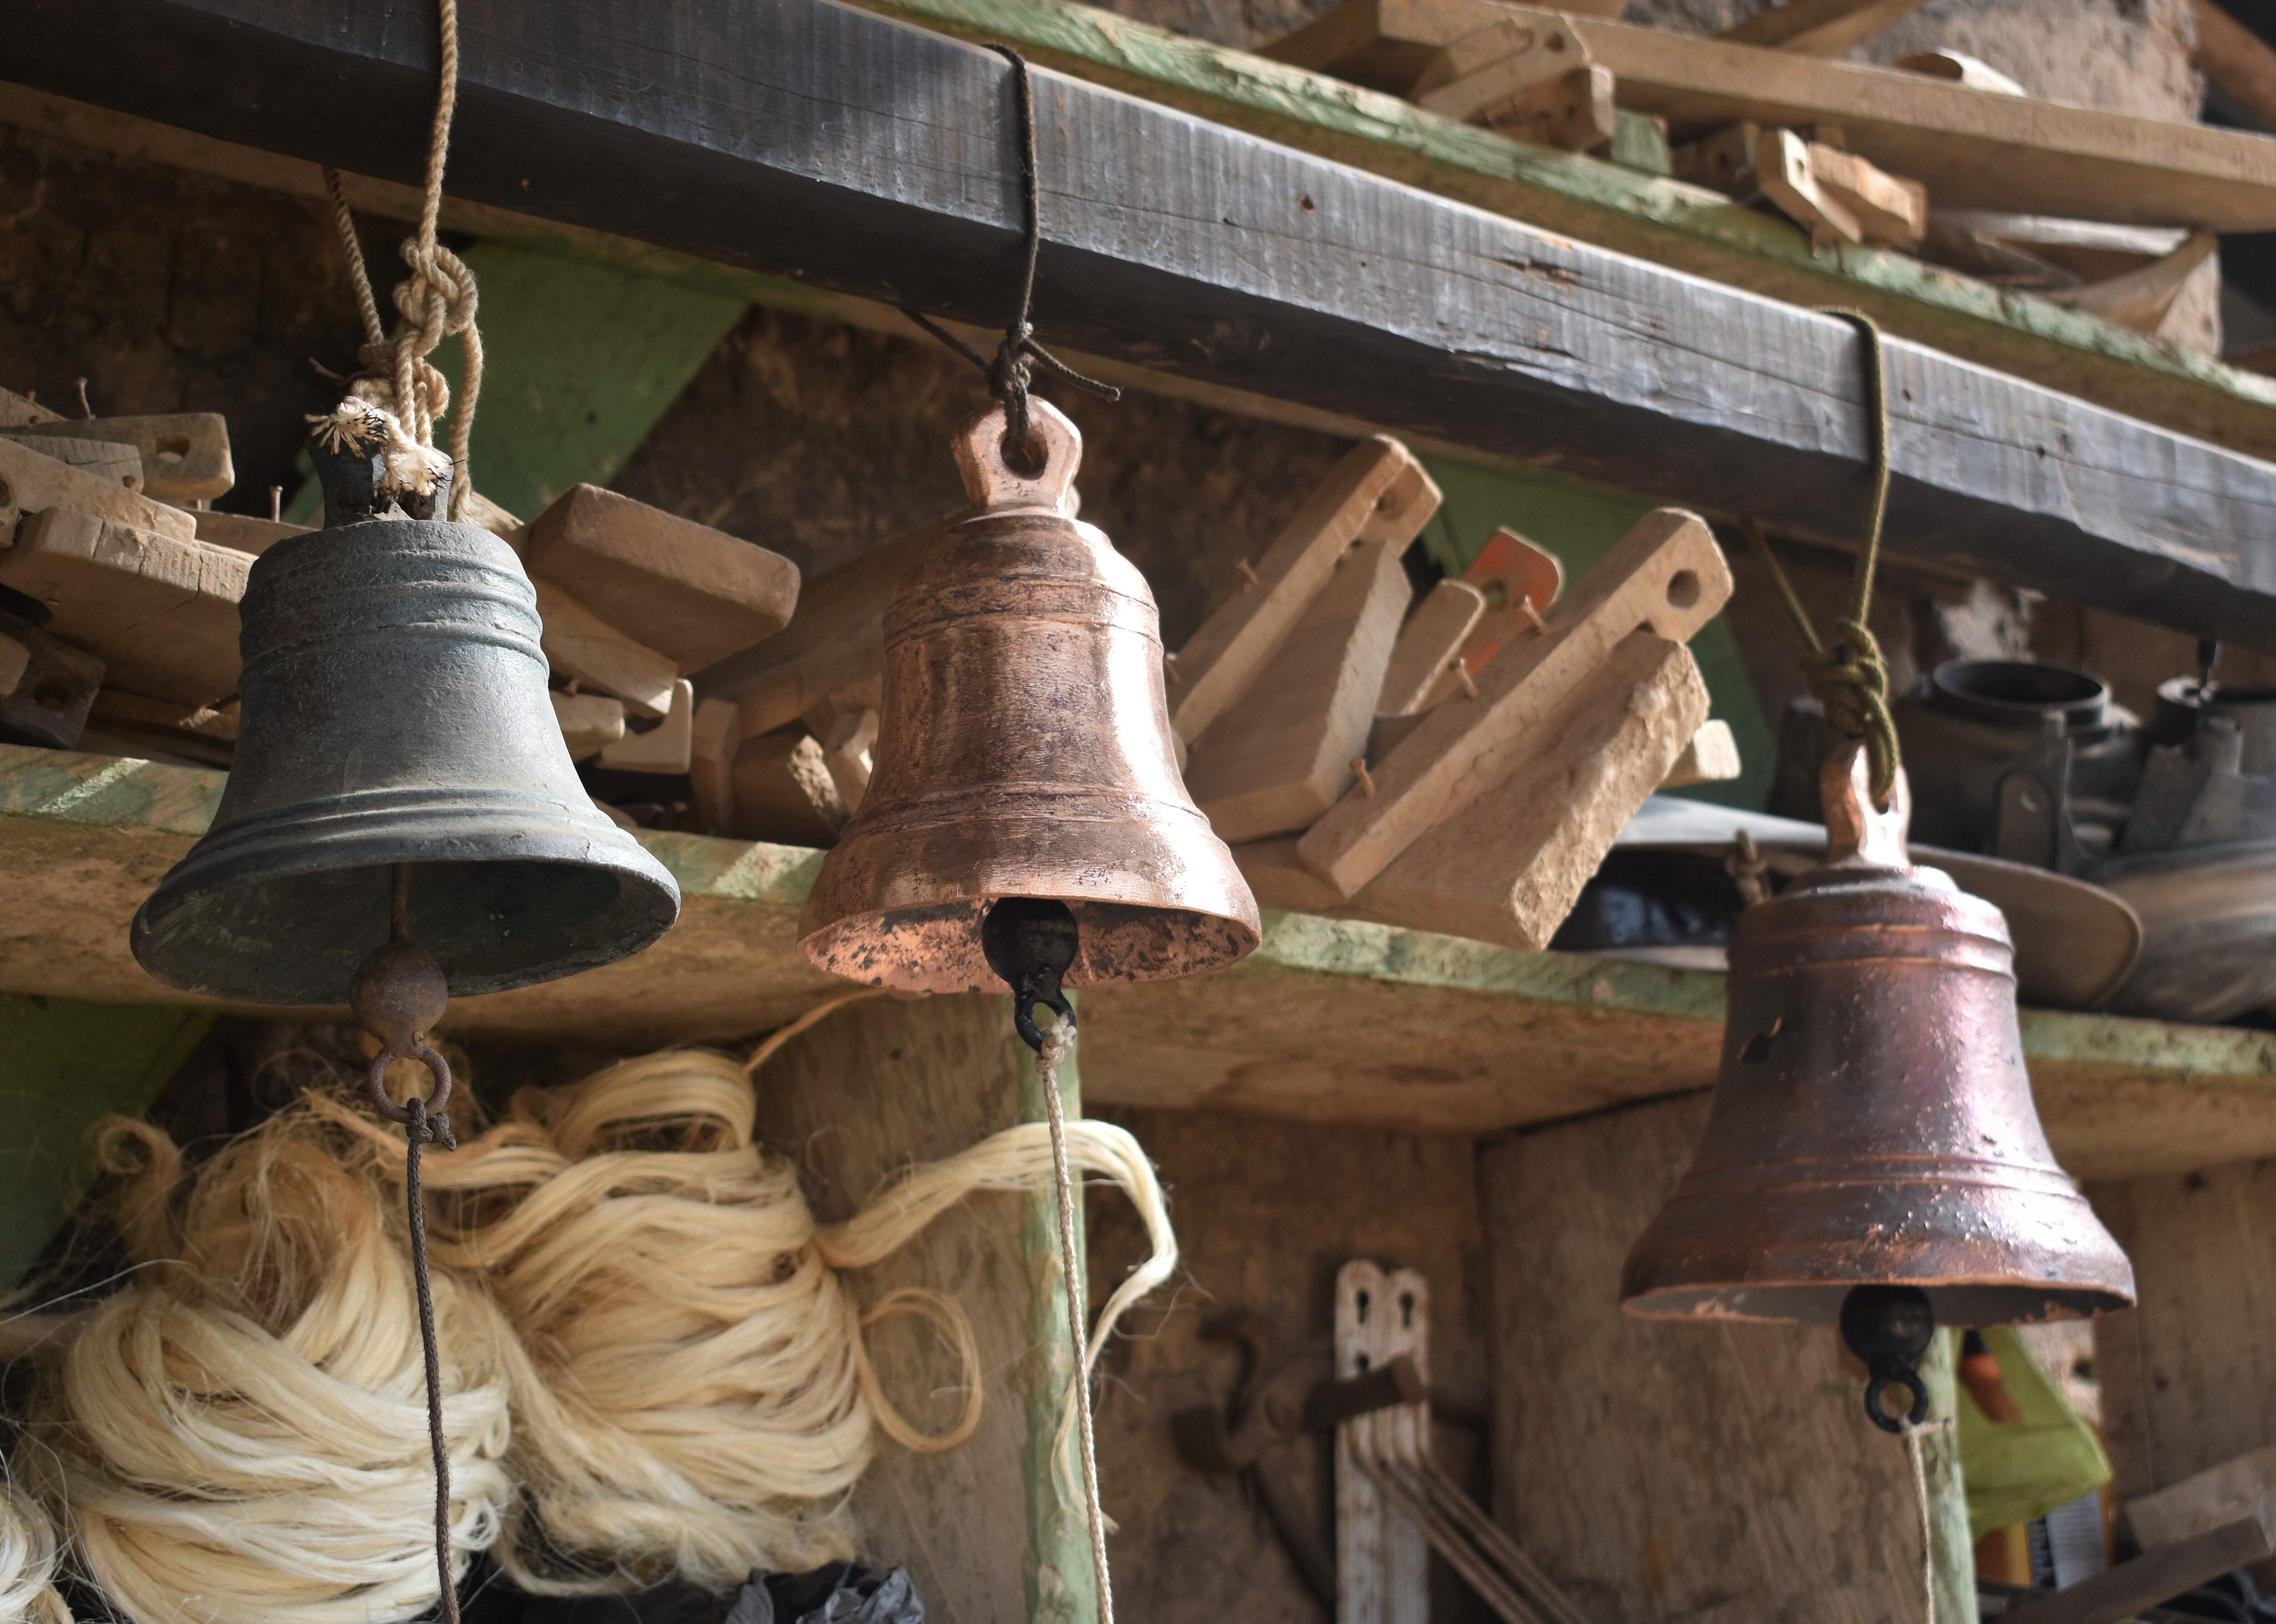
981;896;1081;1053
1839;1285;1936;1434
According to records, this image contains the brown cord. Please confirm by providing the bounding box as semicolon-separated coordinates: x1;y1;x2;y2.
1743;311;1900;807
405;1096;460;1624
901;46;1119;469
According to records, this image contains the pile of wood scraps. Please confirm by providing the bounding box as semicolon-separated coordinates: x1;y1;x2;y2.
1266;0;2275;335
0;383;802;822
1187;442;1737;953
703;433;1740;956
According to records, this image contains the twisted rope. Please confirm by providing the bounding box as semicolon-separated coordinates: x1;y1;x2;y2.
315;0;484;519
1743;311;1900;807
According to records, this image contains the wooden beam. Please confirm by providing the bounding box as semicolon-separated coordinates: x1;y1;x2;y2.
10;2;2276;645
1362;1;2276;231
2193;0;2276;136
1719;0;1935;58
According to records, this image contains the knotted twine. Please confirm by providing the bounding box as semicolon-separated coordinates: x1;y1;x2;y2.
1743;310;1900;809
315;0;484;520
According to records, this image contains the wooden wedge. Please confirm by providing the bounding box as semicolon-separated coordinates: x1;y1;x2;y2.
597;678;695;774
12;413;233;503
551;690;628;761
1296;508;1730;899
1660;719;1742;788
730;728;850;845
533;579;678;719
1380;579;1487;716
0;507;246;706
0;435;196;544
1187;537;1412;842
1356;631;1709;950
1170;436;1437;745
525;484;800;672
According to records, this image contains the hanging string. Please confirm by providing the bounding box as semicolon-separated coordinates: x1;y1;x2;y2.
1901;1416;1955;1623
901;45;1120;472
313;0;484;519
1035;1016;1117;1624
1741;311;1899;808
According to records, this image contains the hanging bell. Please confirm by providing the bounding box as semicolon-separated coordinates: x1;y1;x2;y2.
1620;740;2133;1416
799;399;1260;997
132;434;681;1005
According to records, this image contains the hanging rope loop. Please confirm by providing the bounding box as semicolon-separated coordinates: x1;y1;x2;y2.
902;43;1118;475
1742;310;1900;808
313;0;484;520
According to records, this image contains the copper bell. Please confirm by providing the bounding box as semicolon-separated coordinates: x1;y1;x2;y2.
799;399;1260;995
1621;741;2133;1416
132;439;681;1005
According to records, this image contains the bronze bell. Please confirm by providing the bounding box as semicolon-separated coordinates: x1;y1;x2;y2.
132;445;681;1006
1621;741;2133;1418
799;399;1260;998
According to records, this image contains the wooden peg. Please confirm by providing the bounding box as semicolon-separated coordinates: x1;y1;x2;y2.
1483;64;1617;153
1296;508;1731;899
1378;579;1487;716
729;728;850;846
688;695;744;833
595;678;696;774
1660;719;1743;788
551;690;628;761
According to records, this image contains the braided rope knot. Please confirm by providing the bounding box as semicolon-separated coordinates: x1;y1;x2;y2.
1802;616;1899;807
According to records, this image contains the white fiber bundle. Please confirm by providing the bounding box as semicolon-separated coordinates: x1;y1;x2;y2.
322;1044;1178;1597
0;1483;71;1624
6;1111;514;1624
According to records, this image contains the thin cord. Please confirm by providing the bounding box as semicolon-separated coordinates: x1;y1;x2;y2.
1739;311;1900;806
405;1096;460;1624
1037;1019;1116;1624
900;45;1119;468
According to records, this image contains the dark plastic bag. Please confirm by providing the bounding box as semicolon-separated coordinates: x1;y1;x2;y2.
725;1564;924;1624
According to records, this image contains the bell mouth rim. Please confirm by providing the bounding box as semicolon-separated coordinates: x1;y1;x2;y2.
1617;1279;2136;1325
797;897;1262;995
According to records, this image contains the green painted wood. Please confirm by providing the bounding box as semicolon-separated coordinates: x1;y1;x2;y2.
1419;452;1777;810
0;992;212;1287
829;0;2276;463
1019;1004;1098;1624
1923;1330;1976;1624
289;237;747;524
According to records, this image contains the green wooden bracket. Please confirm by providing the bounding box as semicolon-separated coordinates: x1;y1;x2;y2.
0;993;213;1288
1418;452;1776;810
1020;1000;1099;1624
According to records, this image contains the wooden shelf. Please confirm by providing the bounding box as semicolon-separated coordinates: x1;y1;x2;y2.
6;745;2273;1180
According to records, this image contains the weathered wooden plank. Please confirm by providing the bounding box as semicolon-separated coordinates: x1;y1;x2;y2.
13;0;2276;645
12;746;2276;1179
